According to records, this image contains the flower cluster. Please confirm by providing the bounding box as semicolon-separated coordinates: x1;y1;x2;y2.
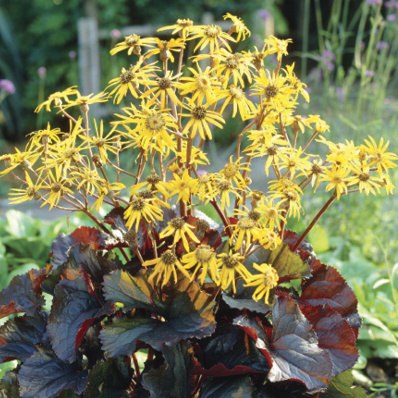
1;14;397;306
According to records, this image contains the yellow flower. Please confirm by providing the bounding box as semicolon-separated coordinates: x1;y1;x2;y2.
157;19;195;40
8;172;43;204
265;35;292;60
346;166;383;195
245;263;279;304
130;173;170;197
110;34;157;56
124;197;163;231
297;159;324;191
141;70;183;108
160;217;199;252
40;166;74;210
213;85;255;119
217;251;251;293
230;217;261;251
71;164;104;196
145;250;190;287
223;13;251;42
182;245;219;285
257;228;282;250
206;178;241;210
362;136;398;176
179;64;221;105
309;115;330;133
243;45;269;70
257;198;286;231
278;147;312;178
269;187;302;220
35;86;79;113
188;24;236;54
0;143;40;176
320;165;351;200
28;123;62;146
220;156;249;188
168;169;196;203
380;174;395;195
62;91;108;111
284;64;310;102
143;38;185;62
92;181;125;212
192;172;217;202
106;61;158;104
181;104;225;140
177;144;210;169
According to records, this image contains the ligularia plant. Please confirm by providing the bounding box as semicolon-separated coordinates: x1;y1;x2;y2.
0;13;396;398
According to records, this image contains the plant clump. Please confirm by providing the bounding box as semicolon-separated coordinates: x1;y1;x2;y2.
0;12;396;398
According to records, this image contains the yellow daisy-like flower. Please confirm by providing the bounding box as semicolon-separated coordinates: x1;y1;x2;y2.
62;91;108;111
245;263;279;304
130;173;170;197
145;250;190;287
188;24;236;54
8;172;43;204
319;165;351;200
28;123;62;146
206;178;241;210
141;70;183;108
217;251;251;293
124;197;164;231
361;136;398;176
269;187;302;220
220;156;250;188
346;166;383;195
0;144;40;176
179;64;221;105
40;166;74;210
71;164;104;196
181;104;225;140
257;228;282;250
168;169;197;203
284;64;310;102
192;172;217;202
257;198;286;231
35;86;79;113
143;38;185;62
160;217;199;252
110;34;157;56
230;217;261;251
106;61;158;104
297;159;324;191
265;35;293;60
223;13;251;42
177;144;210;169
182;244;219;285
157;19;195;40
214;85;255;119
278;147;312;178
91;181;125;212
243;45;269;70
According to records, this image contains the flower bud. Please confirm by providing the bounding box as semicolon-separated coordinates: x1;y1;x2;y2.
92;153;103;168
21;159;31;169
80;103;89;112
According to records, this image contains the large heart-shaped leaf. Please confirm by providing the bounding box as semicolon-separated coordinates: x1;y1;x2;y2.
0;271;46;319
300;305;358;376
319;370;366;398
101;269;215;354
199;375;255;398
142;341;194;398
301;264;357;318
192;324;270;376
47;277;112;363
50;227;108;270
235;297;333;393
0;311;48;363
17;348;88;398
84;359;130;398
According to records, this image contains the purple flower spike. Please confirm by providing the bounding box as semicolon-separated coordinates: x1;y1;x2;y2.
37;67;47;78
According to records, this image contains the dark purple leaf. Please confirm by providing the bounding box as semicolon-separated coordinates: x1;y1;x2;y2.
47;278;111;363
192;324;269;376
0;311;48;363
17;348;88;398
84;359;130;398
142;341;194;398
300;305;358;376
101;269;215;354
198;376;255;398
50;227;107;270
257;380;315;398
301;264;358;318
0;271;46;319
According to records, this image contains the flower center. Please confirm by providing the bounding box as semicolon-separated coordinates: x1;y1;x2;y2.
196;219;210;231
266;145;278;156
158;77;172;90
138;189;155;199
226;56;239;69
311;164;323;175
205;25;221;38
237;218;256;230
223;164;239;179
222;255;240;269
26;187;37;197
177;19;193;28
146;174;161;184
283;189;298;201
64;148;77;159
124;230;137;243
358;172;370;182
146;113;165;131
217;180;231;192
197;75;211;90
196;245;214;262
170;217;185;229
229;85;243;99
192;106;207;120
95;138;105;147
130;197;145;211
266;208;279;219
161;251;177;266
265;85;279;98
248;210;261;221
125;34;140;46
51;182;62;193
120;69;135;84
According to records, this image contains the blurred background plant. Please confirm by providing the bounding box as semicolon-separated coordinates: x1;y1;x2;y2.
0;0;397;393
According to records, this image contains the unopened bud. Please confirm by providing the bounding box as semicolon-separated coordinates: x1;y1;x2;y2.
113;136;122;151
21;159;31;169
55;98;62;107
92;153;103;167
106;189;116;200
34;192;42;200
133;45;141;55
42;136;50;145
80;103;89;112
160;49;171;61
244;177;252;185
